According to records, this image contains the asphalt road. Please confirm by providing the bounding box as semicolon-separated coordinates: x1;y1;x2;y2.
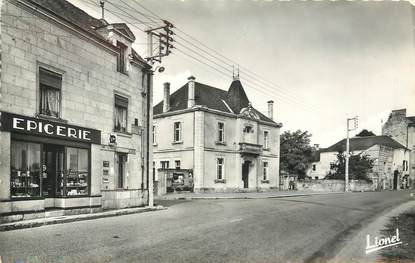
0;191;413;263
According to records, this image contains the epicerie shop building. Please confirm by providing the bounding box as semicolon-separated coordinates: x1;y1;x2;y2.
0;0;153;223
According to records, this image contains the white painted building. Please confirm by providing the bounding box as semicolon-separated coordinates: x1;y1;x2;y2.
153;76;282;193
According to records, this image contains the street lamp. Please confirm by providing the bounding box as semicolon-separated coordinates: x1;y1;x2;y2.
345;116;358;192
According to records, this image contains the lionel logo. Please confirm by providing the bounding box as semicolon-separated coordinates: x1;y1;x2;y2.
365;229;402;254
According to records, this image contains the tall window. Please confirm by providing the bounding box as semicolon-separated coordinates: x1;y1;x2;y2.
217;122;225;143
175;160;181;169
152;125;156;144
10;141;41;198
161;161;169;169
114;95;128;133
263;161;269;180
117;41;127;74
264;131;269;149
174;122;182;142
39;67;62;118
217;158;224;180
65;147;89;196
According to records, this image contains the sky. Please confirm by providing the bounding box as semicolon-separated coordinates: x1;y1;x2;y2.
71;0;415;148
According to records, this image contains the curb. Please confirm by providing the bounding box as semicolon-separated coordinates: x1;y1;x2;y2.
0;205;166;232
157;191;346;201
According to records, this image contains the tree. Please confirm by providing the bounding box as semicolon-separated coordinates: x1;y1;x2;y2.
326;152;374;182
280;130;313;179
356;129;376;137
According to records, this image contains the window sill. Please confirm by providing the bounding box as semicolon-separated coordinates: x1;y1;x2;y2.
36;114;68;123
261;179;270;184
172;141;183;145
117;70;129;77
263;148;270;151
214;179;226;184
215;141;226;146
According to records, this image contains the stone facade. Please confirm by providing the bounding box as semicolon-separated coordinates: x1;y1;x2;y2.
307;137;410;190
382;109;415;187
0;0;152;222
153;77;282;193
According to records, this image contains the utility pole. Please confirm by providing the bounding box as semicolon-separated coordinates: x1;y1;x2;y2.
143;21;173;207
345;116;358;192
145;20;174;64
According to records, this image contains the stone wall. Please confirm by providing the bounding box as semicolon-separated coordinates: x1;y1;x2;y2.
296;179;374;192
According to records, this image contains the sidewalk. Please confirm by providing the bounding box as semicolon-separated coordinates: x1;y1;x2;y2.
155;190;344;200
0;205;166;232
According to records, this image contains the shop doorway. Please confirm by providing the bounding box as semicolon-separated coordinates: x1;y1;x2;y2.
42;144;64;198
242;161;250;188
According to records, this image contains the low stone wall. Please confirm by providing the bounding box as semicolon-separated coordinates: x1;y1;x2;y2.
101;189;148;210
296;179;374;192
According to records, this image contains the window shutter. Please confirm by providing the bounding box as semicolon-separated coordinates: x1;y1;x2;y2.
115;95;128;108
39;68;62;89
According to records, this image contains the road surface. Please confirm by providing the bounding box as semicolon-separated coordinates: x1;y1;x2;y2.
0;191;413;263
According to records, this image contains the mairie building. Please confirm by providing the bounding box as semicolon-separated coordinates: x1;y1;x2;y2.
153;76;282;193
0;0;153;222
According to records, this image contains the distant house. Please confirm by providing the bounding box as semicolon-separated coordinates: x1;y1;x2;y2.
308;136;409;190
153;76;282;193
382;109;415;188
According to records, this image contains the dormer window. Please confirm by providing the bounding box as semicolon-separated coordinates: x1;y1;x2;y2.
243;125;253;133
117;41;127;74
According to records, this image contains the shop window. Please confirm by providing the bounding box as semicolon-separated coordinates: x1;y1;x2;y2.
63;147;89;196
174;122;182;142
114;95;128;133
117;41;127;74
217;158;224;180
264;131;269;149
263;161;269;180
39;67;62;118
217;122;225;143
10;141;41;198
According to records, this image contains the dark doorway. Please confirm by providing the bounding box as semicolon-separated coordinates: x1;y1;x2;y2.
242;161;250;188
117;153;127;188
393;170;399;190
42;144;64;198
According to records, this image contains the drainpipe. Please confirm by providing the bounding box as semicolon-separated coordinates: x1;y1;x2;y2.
146;70;153;207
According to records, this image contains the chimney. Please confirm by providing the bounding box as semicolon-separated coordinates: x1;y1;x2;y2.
267;100;274;120
163;82;170;113
188;76;196;108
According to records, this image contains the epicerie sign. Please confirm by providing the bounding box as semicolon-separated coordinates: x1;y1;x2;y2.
0;111;101;144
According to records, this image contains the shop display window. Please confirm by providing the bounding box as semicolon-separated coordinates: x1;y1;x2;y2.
10;141;41;198
59;147;89;196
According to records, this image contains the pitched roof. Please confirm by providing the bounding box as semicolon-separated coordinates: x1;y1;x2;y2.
28;0;146;63
153;80;275;123
322;135;407;153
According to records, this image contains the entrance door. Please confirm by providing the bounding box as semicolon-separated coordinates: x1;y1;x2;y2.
393;170;399;190
42;145;64;198
242;161;250;188
117;153;127;189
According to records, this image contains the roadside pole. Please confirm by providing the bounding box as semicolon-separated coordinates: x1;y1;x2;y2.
345;116;358;192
